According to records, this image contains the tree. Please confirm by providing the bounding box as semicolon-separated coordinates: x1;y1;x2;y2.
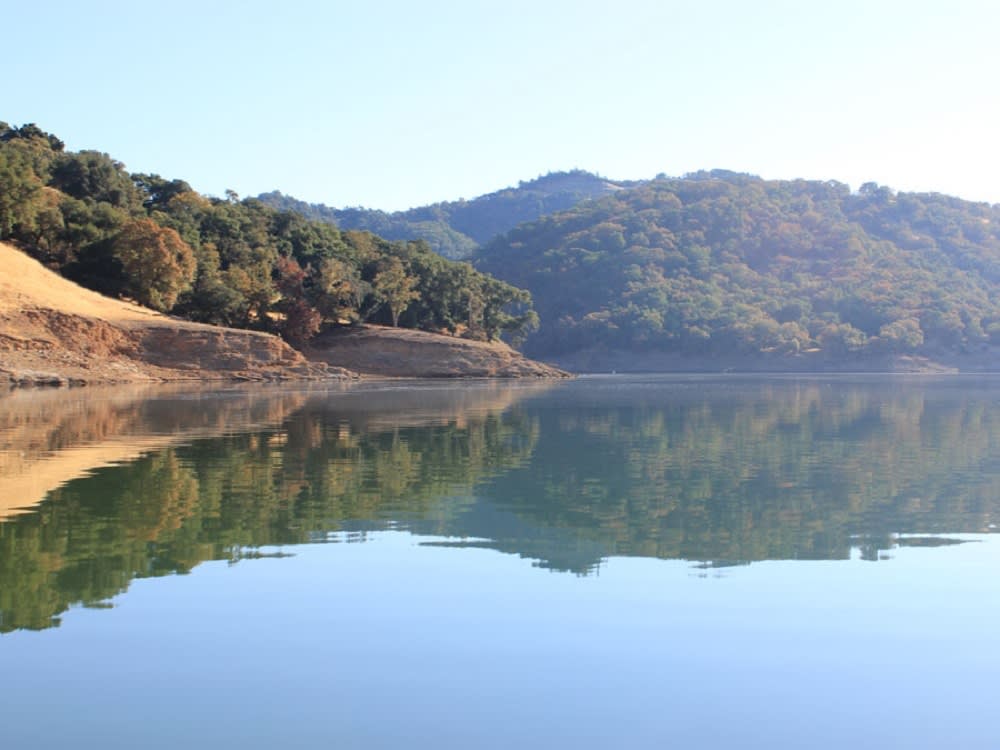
133;173;193;210
479;276;538;342
315;257;366;324
0;122;64;151
51;151;141;210
2;122;542;347
372;257;419;327
878;318;924;352
817;322;867;355
277;297;321;346
112;219;196;311
223;261;276;327
0;147;43;238
274;255;321;345
172;243;248;326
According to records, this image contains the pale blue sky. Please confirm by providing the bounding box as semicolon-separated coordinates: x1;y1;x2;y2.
6;1;999;210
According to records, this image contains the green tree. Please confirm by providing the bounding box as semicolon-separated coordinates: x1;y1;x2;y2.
172;243;248;326
50;151;141;210
315;257;367;324
878;318;924;352
1;122;541;348
0;147;43;238
372;257;420;327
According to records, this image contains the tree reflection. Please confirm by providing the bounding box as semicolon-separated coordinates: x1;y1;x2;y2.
2;378;999;631
0;384;543;632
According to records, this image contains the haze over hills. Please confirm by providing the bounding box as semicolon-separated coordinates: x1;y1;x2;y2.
258;170;636;259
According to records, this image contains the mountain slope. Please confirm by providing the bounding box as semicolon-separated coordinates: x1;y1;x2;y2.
258;170;635;258
476;172;1000;370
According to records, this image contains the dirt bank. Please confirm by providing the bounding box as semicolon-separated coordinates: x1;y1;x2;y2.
0;242;352;386
306;325;570;378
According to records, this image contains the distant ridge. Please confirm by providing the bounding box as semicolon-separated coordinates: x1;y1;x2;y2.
258;170;637;258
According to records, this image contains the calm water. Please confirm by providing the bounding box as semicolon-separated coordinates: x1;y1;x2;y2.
1;376;999;748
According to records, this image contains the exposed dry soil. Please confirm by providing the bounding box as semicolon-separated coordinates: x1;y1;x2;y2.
0;242;346;386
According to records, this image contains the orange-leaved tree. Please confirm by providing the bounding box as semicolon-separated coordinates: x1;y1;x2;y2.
112;218;196;311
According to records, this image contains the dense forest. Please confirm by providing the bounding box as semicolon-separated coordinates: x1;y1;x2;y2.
476;171;1000;363
259;170;632;259
0;122;537;345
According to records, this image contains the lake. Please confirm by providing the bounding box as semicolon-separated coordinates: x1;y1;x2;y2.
1;375;999;748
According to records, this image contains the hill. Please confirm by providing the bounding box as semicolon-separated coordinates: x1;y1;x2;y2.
0;241;346;385
0;241;566;383
0;122;539;353
476;172;1000;370
258;170;634;258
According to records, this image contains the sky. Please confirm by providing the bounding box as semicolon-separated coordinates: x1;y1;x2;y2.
5;0;1000;211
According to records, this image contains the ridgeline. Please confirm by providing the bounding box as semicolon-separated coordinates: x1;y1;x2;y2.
258;170;634;259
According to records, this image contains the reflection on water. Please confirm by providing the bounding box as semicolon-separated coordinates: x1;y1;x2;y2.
1;376;999;632
0;381;548;631
468;377;1000;572
0;384;315;518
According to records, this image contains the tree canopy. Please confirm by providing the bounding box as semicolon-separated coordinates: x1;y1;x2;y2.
476;172;1000;362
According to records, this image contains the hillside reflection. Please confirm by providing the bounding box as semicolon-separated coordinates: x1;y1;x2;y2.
462;378;1000;572
0;382;549;631
2;377;999;631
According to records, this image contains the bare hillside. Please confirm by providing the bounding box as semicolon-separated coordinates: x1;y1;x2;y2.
306;325;569;378
0;242;350;385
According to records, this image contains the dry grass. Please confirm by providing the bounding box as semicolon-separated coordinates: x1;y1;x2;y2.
0;242;339;385
0;242;204;328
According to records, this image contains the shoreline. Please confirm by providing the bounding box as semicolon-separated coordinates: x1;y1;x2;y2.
541;347;1000;376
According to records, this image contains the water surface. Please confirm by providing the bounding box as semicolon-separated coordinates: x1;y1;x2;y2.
1;376;998;748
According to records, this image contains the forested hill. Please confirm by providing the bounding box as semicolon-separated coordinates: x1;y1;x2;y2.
258;170;635;259
0;122;537;347
476;171;1000;366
